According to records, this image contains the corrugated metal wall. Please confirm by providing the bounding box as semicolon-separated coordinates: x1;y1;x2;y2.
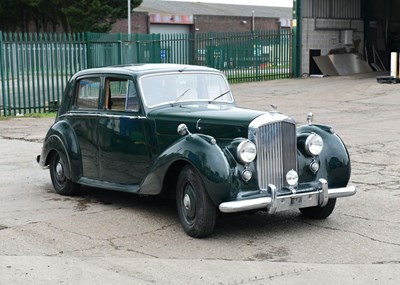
302;0;362;19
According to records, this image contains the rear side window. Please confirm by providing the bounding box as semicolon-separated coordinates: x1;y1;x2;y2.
76;77;100;109
105;78;140;112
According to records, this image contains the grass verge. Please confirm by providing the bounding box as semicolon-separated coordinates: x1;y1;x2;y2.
0;112;56;121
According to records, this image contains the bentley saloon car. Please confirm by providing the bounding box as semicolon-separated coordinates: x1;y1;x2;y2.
37;64;356;238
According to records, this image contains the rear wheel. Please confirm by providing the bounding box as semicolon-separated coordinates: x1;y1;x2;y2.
176;165;216;238
299;198;336;219
49;151;80;196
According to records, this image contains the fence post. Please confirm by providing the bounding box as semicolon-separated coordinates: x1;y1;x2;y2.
118;33;123;64
0;31;5;116
292;0;301;77
85;32;92;68
136;34;141;63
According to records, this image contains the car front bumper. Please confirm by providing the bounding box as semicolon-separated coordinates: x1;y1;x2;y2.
218;179;357;213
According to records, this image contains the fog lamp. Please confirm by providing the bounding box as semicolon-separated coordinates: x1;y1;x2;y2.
241;168;252;182
310;160;320;173
286;169;299;186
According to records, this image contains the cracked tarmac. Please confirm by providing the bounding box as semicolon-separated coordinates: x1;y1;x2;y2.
0;73;399;284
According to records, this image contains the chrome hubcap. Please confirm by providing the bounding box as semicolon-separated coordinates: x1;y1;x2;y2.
182;184;196;222
54;158;66;185
183;193;191;210
56;162;63;177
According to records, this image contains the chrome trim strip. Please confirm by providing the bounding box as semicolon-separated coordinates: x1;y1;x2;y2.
60;112;146;120
98;114;147;120
59;112;100;118
249;113;296;129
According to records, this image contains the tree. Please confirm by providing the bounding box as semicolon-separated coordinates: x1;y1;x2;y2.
21;0;65;32
62;0;142;33
0;0;26;32
0;0;142;33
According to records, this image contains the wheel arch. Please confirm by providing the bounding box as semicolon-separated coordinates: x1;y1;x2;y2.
297;124;351;188
140;134;233;206
162;160;191;199
41;120;82;181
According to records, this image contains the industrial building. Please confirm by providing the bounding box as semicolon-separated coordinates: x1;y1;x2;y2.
112;0;400;78
111;0;292;35
293;0;400;76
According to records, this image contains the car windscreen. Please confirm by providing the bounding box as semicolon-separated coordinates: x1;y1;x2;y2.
139;72;233;108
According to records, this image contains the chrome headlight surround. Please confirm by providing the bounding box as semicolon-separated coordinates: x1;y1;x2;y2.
305;133;324;156
236;140;257;164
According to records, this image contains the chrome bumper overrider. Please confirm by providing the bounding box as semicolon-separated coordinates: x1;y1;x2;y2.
219;179;357;214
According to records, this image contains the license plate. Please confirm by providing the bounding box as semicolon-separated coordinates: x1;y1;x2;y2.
291;197;303;206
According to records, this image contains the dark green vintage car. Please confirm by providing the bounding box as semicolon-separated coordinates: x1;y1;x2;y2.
37;64;356;238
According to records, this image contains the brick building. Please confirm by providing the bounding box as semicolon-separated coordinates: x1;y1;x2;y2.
111;0;292;35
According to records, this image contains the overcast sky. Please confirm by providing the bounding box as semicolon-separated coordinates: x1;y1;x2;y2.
161;0;293;8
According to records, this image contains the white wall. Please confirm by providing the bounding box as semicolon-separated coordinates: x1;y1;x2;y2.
150;24;190;35
149;24;191;64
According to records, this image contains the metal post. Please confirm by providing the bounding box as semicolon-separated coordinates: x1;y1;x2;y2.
85;32;92;68
251;11;255;32
292;0;302;77
128;0;131;35
0;31;6;116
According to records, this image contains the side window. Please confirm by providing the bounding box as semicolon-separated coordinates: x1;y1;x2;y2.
76;77;100;109
126;80;140;112
106;78;140;112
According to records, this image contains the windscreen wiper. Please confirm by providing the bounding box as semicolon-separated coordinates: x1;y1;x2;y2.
209;90;231;103
173;88;191;104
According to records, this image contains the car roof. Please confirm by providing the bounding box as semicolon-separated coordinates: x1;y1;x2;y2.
71;64;221;78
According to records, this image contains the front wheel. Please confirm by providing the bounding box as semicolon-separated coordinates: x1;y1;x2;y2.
299;198;336;219
176;165;216;238
49;151;80;196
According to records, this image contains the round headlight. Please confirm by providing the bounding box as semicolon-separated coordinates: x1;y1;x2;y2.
286;169;299;186
237;140;256;164
305;133;324;156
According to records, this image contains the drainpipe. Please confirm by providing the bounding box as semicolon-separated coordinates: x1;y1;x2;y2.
128;0;131;35
252;11;255;32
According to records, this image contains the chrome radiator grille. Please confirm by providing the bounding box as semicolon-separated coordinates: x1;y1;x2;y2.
254;121;297;190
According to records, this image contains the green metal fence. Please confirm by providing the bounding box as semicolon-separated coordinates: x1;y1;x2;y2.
0;29;293;116
0;32;87;116
194;30;292;82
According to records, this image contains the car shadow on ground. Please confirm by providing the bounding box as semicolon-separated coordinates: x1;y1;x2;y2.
46;185;316;239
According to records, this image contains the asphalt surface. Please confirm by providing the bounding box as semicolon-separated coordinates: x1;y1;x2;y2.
0;73;399;284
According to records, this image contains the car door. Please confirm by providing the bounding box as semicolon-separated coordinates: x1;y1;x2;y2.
97;76;152;185
68;76;101;180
